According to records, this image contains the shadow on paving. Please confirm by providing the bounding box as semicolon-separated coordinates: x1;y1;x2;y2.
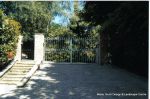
0;64;148;99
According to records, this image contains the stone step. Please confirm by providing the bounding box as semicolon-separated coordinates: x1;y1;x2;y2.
11;67;32;69
7;72;27;75
15;63;34;65
12;66;33;68
9;70;30;73
15;64;34;66
1;77;23;81
9;69;30;72
0;81;19;85
0;60;37;86
9;70;29;72
12;67;32;69
16;62;34;64
4;75;25;78
14;64;34;66
8;71;29;74
16;62;35;65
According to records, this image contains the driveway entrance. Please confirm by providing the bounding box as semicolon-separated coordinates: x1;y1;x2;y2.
0;63;148;99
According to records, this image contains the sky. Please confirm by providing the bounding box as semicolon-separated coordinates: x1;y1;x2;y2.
52;1;84;26
52;1;73;26
52;16;69;26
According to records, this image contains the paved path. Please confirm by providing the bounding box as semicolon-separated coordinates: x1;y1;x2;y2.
0;63;148;99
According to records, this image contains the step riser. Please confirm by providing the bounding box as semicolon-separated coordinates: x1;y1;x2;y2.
1;78;22;81
7;72;29;74
12;66;32;67
4;75;25;78
9;70;30;72
14;64;33;66
7;73;27;75
9;69;30;71
12;67;32;69
16;64;34;65
0;61;35;85
10;69;30;70
14;65;33;66
16;63;35;65
0;81;19;85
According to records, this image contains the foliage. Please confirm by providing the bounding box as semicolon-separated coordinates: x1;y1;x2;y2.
44;1;100;63
82;1;148;76
69;19;100;38
0;1;16;16
14;2;52;40
81;1;122;25
47;23;73;38
0;9;21;67
69;1;100;38
0;1;51;40
45;37;96;63
0;1;73;41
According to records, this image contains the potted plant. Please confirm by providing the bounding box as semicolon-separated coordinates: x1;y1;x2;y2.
7;51;14;60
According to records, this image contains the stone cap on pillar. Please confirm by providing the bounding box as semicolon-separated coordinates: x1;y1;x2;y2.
34;33;44;35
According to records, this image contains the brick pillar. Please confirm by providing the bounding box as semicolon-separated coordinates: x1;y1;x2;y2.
15;35;23;61
34;33;44;64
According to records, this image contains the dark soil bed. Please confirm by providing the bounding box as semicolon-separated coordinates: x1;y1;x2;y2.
0;60;12;71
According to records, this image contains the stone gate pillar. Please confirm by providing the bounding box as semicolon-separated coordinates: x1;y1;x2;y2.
34;33;44;64
96;47;100;64
15;35;23;61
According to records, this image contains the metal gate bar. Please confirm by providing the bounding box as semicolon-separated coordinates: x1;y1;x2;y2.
44;37;97;63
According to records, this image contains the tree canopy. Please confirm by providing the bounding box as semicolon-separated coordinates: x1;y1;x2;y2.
0;1;72;40
81;1;148;76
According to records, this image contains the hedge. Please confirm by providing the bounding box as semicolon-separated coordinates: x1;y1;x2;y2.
0;10;21;68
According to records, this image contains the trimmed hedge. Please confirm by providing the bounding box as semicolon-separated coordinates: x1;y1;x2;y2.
0;10;21;68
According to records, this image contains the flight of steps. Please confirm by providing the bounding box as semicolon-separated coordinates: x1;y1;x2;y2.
0;61;35;86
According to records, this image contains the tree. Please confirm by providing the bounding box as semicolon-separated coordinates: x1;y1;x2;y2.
15;2;52;40
0;1;72;40
47;22;73;37
0;1;52;40
69;1;100;38
81;1;148;76
0;1;16;16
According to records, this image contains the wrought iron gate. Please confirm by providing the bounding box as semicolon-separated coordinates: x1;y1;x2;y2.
44;37;98;63
21;38;34;60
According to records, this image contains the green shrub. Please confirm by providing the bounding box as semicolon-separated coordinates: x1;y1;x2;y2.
0;10;21;67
